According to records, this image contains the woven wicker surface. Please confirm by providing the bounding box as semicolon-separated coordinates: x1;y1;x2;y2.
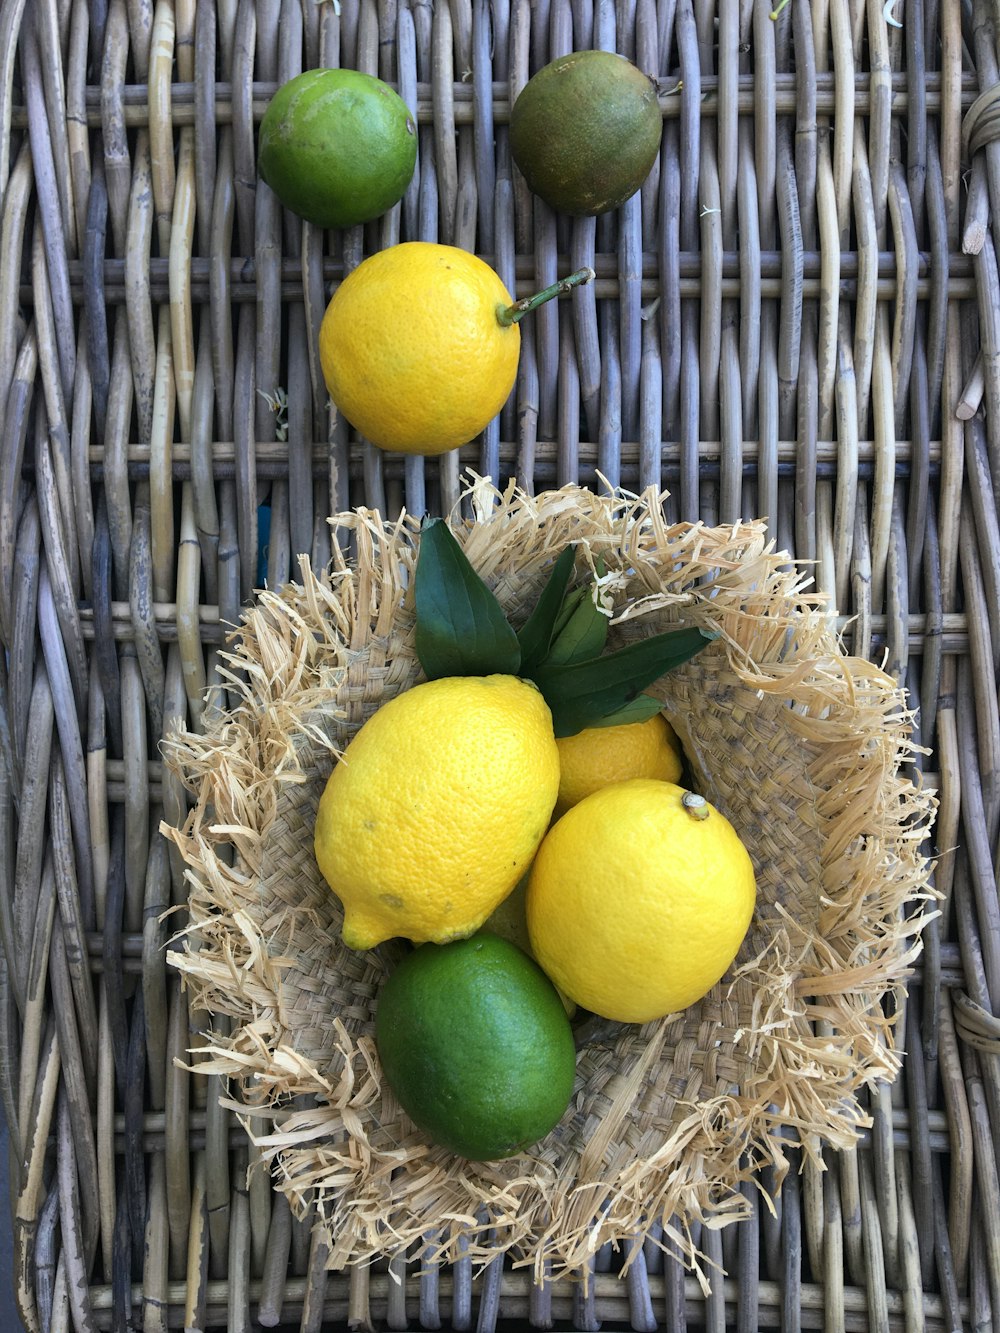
0;0;996;1329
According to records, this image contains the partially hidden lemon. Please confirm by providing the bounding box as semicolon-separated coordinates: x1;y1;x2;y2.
526;780;756;1024
315;675;560;948
554;711;683;816
318;242;520;456
480;873;534;956
481;875;577;1017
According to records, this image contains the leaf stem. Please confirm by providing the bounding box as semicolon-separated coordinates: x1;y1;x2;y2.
496;267;596;327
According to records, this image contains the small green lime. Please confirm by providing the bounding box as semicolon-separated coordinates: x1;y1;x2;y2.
375;934;577;1161
509;50;662;217
258;69;417;229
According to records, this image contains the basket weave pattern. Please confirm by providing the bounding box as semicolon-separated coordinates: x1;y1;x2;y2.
164;478;935;1280
3;0;1000;1321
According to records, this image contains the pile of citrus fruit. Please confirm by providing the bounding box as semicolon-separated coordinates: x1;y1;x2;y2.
312;525;757;1161
258;53;758;1162
258;51;665;456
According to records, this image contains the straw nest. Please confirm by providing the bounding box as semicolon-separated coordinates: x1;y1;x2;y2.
162;476;936;1286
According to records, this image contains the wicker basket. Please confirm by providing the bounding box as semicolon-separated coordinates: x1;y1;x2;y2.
7;0;1000;1324
163;476;935;1286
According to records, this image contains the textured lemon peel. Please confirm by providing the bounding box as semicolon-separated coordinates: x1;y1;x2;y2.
162;474;937;1289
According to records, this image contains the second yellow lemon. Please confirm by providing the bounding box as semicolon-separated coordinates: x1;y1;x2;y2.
315;674;559;948
554;711;683;815
526;780;756;1023
319;242;520;455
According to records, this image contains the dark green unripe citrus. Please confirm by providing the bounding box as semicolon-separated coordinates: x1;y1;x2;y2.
258;68;417;229
375;934;577;1161
509;50;662;217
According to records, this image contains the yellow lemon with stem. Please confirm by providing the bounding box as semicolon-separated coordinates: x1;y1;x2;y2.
318;242;592;455
526;780;756;1023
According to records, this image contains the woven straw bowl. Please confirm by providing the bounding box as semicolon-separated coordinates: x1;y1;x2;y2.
163;478;935;1283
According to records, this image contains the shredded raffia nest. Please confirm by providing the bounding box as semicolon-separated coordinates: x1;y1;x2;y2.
162;476;936;1288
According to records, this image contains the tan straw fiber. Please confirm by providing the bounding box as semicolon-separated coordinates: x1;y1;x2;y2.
162;476;936;1286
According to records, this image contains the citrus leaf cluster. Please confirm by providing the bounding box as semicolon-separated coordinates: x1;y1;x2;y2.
413;518;716;737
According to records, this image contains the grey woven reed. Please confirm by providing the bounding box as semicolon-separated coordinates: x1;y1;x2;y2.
0;0;997;1330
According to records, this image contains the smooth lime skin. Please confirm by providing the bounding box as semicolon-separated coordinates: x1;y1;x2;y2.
510;50;662;217
375;934;577;1161
258;68;417;229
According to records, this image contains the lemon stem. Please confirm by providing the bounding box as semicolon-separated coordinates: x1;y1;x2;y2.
496;267;596;327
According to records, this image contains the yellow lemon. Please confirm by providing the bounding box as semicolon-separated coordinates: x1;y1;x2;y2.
526;780;756;1023
554;711;683;815
315;675;560;948
318;242;521;456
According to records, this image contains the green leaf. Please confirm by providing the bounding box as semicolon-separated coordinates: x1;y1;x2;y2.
549;583;587;641
544;583;609;666
414;518;521;679
530;627;717;737
590;693;667;728
516;545;577;672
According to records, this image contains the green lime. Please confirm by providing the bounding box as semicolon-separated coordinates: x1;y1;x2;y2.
509;50;662;217
375;934;577;1160
258;69;417;229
